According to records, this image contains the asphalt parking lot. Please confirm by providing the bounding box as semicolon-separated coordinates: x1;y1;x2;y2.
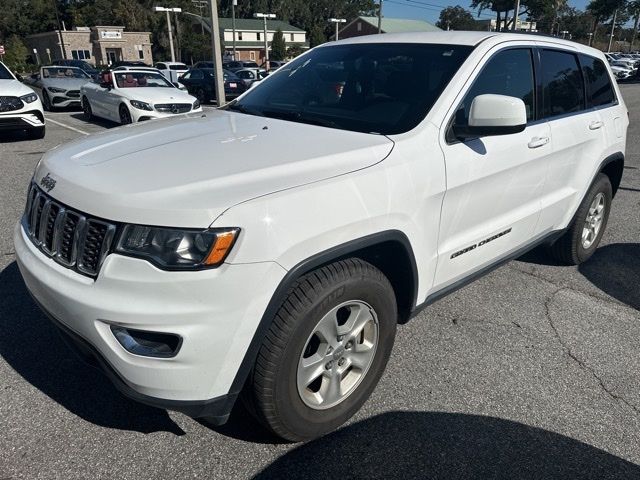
1;86;639;480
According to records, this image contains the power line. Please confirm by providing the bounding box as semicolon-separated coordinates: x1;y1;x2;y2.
386;0;496;20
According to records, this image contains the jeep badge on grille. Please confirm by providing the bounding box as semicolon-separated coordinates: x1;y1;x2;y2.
40;173;56;192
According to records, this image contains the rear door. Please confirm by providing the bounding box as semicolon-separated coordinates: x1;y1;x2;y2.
435;47;551;289
534;48;608;232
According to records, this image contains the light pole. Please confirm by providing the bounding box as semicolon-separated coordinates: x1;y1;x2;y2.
254;13;276;71
154;6;182;62
191;0;207;35
378;0;384;33
561;30;568;39
607;9;617;53
329;18;346;40
231;0;237;61
207;0;226;106
587;32;593;46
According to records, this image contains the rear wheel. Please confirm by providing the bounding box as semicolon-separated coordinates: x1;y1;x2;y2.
82;96;93;120
242;258;397;441
119;104;132;125
549;173;612;264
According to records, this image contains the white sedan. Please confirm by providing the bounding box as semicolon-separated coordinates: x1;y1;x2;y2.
81;70;202;124
0;61;45;139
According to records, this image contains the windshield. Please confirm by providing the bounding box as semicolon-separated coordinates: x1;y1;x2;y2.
43;67;90;79
0;63;14;80
114;71;174;88
227;43;472;135
170;64;188;70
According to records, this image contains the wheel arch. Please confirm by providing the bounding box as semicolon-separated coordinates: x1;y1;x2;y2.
599;152;624;197
226;230;419;399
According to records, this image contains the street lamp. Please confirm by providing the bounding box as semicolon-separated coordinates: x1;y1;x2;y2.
254;13;276;71
329;18;346;41
560;30;568;39
154;6;182;62
587;32;593;46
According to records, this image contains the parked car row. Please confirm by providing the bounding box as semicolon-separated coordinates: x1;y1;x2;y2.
605;52;640;81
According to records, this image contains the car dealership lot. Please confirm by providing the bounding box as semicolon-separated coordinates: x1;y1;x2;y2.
1;86;639;479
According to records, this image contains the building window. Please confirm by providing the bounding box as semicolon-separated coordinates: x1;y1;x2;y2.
257;32;261;41
290;33;294;41
71;49;91;60
138;49;144;60
357;22;362;32
238;32;243;41
250;51;255;60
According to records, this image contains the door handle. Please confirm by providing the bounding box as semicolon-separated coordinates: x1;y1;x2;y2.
528;136;549;149
589;121;604;130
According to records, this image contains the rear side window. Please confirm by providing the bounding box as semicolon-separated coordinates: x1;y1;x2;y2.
580;55;616;107
457;48;535;125
541;50;585;118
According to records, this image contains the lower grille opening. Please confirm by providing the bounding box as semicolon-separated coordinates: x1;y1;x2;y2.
111;326;182;358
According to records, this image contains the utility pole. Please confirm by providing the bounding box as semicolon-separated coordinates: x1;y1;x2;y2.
329;18;346;40
154;7;182;62
208;0;226;106
587;32;594;46
254;13;276;71
378;0;383;33
51;0;68;59
512;0;520;31
232;0;237;60
173;10;182;62
608;9;617;52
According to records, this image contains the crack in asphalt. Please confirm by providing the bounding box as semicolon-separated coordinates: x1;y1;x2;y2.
544;286;640;417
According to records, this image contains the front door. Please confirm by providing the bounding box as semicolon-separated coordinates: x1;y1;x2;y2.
106;49;121;65
434;47;550;290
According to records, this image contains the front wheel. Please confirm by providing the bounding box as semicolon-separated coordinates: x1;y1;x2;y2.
243;258;397;441
549;173;612;264
119;104;132;125
42;91;52;111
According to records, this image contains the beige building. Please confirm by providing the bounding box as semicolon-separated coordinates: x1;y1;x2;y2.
26;26;153;66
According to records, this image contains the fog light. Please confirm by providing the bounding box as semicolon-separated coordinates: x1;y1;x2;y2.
111;326;182;358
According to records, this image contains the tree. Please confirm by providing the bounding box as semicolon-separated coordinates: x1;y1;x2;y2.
309;25;326;47
587;0;627;45
271;27;286;60
436;6;478;30
3;35;29;72
628;0;640;49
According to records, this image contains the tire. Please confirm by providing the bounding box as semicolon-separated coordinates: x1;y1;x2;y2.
26;126;45;140
42;92;52;112
243;258;397;441
82;96;93;121
196;88;207;103
549;173;612;265
119;104;132;125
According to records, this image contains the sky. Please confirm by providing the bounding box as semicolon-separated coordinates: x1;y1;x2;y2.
383;0;591;25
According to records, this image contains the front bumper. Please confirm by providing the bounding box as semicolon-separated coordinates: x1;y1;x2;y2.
0;109;45;131
133;106;203;122
14;221;286;418
51;93;81;107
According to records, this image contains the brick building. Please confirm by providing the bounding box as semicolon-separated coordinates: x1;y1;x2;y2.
335;16;440;40
196;17;308;62
25;26;153;66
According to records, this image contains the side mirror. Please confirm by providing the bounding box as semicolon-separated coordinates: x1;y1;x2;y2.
172;82;180;88
453;94;527;139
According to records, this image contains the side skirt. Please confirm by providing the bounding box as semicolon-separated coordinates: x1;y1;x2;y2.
409;228;565;319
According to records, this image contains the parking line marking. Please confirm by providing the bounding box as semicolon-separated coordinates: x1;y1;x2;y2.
45;117;90;136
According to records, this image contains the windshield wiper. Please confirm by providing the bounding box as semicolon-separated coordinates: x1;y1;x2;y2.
261;109;339;129
225;102;264;117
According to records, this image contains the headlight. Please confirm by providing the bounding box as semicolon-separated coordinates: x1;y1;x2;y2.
47;86;66;93
130;100;153;111
20;93;38;103
116;225;240;269
193;99;201;110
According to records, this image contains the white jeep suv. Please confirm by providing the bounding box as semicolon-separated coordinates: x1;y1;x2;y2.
14;32;627;441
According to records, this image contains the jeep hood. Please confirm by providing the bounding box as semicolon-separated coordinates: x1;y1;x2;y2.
34;110;394;227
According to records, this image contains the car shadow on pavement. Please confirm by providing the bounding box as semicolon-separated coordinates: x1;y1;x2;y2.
69;113;116;129
254;411;640;480
579;243;640;311
0;261;186;435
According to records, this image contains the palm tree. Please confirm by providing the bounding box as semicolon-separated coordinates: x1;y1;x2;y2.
629;0;640;50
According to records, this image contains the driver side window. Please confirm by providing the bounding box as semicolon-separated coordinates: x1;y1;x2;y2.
456;48;535;127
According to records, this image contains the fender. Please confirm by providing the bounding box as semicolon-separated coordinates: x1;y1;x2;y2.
224;230;419;400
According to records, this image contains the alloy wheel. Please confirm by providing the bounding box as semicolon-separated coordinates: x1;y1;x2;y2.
582;192;606;249
296;300;379;410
